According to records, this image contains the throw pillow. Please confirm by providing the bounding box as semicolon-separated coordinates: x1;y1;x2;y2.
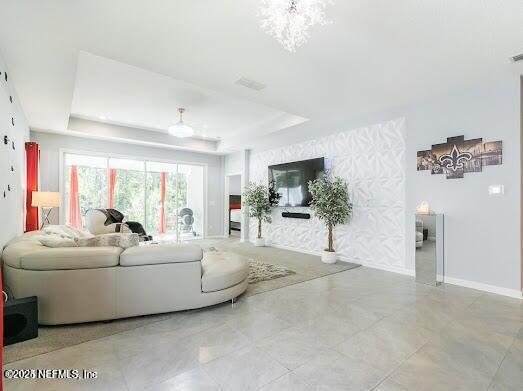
32;235;78;248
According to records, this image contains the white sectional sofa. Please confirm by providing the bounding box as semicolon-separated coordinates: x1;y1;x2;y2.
2;232;249;325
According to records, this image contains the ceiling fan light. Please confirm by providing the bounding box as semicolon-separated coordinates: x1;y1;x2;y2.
168;122;194;138
168;107;194;138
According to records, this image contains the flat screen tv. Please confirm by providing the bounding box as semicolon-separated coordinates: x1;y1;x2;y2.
268;157;325;207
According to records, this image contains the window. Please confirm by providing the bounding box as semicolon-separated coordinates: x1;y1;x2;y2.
109;158;146;224
64;154;107;226
63;152;205;240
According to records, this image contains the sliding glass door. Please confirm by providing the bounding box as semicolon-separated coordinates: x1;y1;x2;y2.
63;152;205;240
145;161;178;237
64;154;107;224
110;158;146;225
178;164;204;239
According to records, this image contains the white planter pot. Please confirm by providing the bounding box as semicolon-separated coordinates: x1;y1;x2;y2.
254;238;266;247
321;251;337;264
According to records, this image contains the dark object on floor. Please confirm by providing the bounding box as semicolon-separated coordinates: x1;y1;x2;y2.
423;228;428;241
3;296;38;346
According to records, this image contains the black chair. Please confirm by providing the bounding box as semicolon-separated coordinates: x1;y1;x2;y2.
93;208;152;241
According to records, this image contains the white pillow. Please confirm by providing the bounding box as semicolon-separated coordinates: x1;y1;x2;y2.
42;225;91;239
32;235;78;248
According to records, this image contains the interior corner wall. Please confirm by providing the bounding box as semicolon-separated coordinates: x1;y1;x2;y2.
249;119;407;273
0;54;29;248
224;151;243;175
30;131;225;237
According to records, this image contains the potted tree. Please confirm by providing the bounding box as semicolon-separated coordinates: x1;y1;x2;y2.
243;182;272;246
308;173;352;263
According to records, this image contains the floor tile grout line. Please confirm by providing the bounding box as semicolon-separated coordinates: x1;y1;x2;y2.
370;289;519;391
370;336;432;391
486;333;518;391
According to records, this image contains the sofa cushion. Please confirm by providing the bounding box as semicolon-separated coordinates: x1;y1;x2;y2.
201;252;249;293
119;243;203;266
2;239;122;270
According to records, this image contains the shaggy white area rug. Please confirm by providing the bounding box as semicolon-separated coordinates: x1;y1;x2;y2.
248;259;295;284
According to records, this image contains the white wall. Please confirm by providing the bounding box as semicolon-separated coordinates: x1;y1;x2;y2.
0;53;29;248
248;75;521;294
228;175;242;195
224;151;243;175
403;77;520;294
31;131;225;237
249;119;406;273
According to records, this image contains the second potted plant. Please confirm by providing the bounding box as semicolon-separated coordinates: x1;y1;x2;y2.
243;182;273;246
308;172;352;263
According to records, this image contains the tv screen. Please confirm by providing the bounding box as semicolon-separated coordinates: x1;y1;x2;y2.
268;157;325;207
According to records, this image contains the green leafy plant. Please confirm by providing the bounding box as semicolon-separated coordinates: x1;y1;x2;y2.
308;172;352;252
243;182;272;239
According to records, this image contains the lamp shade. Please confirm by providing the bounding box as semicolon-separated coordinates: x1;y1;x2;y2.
32;191;61;208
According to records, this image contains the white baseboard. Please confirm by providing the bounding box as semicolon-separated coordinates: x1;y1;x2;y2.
352;259;415;277
267;242;323;257
267;242;415;276
248;241;522;300
443;276;523;299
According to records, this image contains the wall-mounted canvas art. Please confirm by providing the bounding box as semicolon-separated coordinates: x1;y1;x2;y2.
417;135;502;179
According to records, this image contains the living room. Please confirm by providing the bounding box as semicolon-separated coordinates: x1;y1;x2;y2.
1;1;523;390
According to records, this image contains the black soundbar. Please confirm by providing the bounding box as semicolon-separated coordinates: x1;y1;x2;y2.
282;212;311;219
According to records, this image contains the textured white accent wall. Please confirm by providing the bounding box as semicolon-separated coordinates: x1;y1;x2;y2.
249;118;406;270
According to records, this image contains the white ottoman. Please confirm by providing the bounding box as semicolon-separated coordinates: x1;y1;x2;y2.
201;252;249;293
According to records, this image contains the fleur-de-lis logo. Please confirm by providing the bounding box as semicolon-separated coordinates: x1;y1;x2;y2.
438;145;472;172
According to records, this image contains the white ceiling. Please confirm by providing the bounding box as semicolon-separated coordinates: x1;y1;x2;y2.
0;0;522;153
71;51;307;141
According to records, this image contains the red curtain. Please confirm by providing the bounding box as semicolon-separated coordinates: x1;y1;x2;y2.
0;273;3;391
109;168;117;208
159;172;167;234
25;142;39;232
68;165;82;229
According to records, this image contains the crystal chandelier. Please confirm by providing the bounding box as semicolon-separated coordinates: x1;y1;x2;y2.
259;0;333;52
168;108;194;138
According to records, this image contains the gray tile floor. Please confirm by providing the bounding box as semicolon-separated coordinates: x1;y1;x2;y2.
5;267;523;391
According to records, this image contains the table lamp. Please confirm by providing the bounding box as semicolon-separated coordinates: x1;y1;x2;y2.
32;191;61;229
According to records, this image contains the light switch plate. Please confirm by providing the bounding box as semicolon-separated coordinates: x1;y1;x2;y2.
488;185;504;195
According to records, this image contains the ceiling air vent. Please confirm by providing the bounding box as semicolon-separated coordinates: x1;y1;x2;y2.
510;52;523;62
235;77;266;91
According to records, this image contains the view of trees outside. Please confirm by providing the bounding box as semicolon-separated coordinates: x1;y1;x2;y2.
112;168;145;224
65;165;107;222
145;171;187;235
64;154;191;237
